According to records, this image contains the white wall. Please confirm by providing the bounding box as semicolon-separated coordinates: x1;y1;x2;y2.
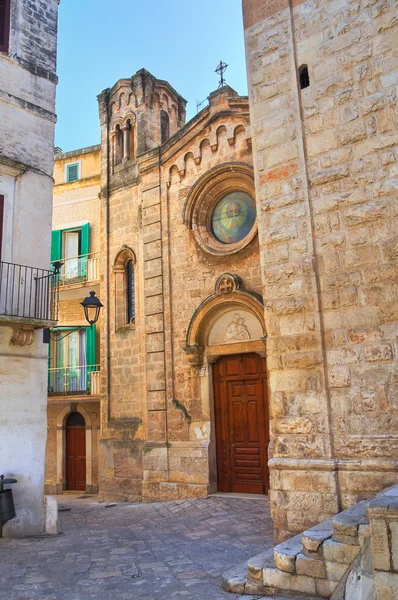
0;327;48;536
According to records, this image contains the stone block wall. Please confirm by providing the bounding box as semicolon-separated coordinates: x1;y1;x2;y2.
243;0;398;540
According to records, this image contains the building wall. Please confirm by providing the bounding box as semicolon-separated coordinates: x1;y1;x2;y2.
0;0;59;536
44;147;102;496
53;146;101;253
243;0;398;541
98;72;264;502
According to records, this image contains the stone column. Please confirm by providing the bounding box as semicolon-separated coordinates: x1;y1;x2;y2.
122;127;130;161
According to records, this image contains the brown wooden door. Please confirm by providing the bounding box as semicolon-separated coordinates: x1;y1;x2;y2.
66;427;86;491
213;353;269;494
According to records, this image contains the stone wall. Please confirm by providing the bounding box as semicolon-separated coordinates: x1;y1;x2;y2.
243;0;398;541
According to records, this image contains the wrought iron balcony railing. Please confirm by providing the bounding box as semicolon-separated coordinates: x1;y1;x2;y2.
0;261;60;322
52;253;100;287
48;364;100;396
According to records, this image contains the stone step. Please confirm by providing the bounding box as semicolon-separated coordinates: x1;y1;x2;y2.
222;561;248;595
332;500;368;538
247;549;274;584
262;556;329;597
322;538;361;565
274;534;303;572
223;553;328;598
302;518;334;553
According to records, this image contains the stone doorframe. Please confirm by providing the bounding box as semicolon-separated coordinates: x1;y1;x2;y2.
184;274;267;493
184;273;267;368
56;404;94;494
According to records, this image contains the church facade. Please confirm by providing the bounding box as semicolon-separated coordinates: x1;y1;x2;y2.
97;70;269;503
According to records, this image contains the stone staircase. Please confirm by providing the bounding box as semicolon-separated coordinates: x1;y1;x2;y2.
222;500;370;599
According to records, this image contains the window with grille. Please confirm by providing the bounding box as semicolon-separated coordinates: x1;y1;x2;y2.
66;163;80;183
126;259;135;324
0;0;11;53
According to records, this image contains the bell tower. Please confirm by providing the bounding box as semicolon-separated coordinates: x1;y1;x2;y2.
98;69;187;175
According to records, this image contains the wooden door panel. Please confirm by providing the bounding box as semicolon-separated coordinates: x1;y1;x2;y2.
66;427;86;491
75;429;86;491
213;353;269;495
225;356;241;378
242;353;259;377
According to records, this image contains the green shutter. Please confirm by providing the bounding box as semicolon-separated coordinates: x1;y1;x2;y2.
86;324;97;366
67;163;79;182
80;223;90;278
51;229;62;263
85;324;97;391
80;223;90;255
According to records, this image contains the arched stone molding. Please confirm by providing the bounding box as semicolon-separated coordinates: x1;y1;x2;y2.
182;162;257;256
56;404;94;494
114;245;136;269
121;113;136;128
184;273;266;368
113;246;137;330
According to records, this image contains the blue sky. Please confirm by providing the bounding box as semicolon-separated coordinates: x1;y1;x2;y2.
55;0;248;152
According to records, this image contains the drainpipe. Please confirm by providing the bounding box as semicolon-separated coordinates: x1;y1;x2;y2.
104;90;112;425
158;145;170;480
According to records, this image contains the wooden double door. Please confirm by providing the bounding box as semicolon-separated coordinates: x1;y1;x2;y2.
213;353;269;494
66;425;86;491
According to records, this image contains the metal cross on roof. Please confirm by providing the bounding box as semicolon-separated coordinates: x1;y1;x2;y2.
215;60;229;88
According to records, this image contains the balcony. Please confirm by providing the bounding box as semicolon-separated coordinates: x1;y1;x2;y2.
52;253;100;288
48;365;100;397
0;261;59;326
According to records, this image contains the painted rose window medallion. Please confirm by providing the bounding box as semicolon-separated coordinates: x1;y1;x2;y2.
211;191;256;244
183;163;257;256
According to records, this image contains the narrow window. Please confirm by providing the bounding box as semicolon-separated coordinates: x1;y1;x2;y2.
299;65;310;90
0;194;4;262
127;119;134;159
0;0;11;54
62;230;81;281
66;163;80;182
126;259;135;324
114;125;123;166
160;110;170;144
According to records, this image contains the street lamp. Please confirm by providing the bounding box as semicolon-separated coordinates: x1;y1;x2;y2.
81;291;104;327
45;290;103;343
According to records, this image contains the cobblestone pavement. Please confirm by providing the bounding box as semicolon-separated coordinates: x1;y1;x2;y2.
0;494;275;600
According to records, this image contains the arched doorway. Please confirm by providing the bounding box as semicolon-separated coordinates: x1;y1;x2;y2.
65;412;86;491
184;274;269;495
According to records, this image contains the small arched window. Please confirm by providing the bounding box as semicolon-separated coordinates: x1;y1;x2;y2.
160;110;170;144
126;119;135;159
299;65;310;90
113;247;136;330
114;125;123;166
126;259;135;324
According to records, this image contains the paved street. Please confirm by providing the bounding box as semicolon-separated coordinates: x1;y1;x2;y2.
0;494;274;600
